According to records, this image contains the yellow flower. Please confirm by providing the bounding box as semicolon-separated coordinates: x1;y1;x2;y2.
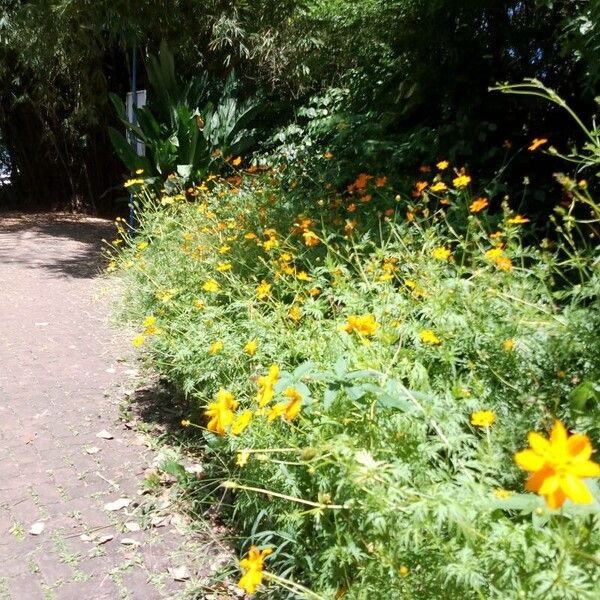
502;338;516;352
232;156;242;166
432;246;451;261
203;279;220;293
507;214;530;225
343;314;379;337
436;160;449;170
236;450;250;467
209;340;224;355
429;181;448;192
244;232;257;240
143;315;156;328
283;388;302;421
296;270;312;282
514;420;600;509
288;305;302;322
257;365;280;407
399;565;409;577
419;329;441;345
267;402;287;422
135;168;144;175
219;244;231;254
263;238;278;251
485;248;513;272
469;197;489;213
132;334;145;347
471;410;496;428
231;411;253;436
528;138;548;151
309;287;321;297
123;178;144;188
256;280;272;299
136;241;149;250
205;389;238;436
323;151;333;160
238;546;272;595
194;299;205;310
452;173;471;188
181;419;190;427
244;340;258;356
216;262;232;272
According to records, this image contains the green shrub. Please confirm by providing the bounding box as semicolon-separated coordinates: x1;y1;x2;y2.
110;155;600;598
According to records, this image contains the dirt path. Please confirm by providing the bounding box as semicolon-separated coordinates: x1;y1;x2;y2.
0;214;217;600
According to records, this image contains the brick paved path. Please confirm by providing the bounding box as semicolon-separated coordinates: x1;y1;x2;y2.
0;215;216;600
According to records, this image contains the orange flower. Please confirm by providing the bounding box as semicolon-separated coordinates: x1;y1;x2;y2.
303;230;321;247
528;138;548;151
515;420;600;509
469;197;489;213
412;181;428;197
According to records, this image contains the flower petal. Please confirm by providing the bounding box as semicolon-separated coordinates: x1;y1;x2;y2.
570;460;600;478
538;474;560;496
545;489;566;509
560;473;593;505
528;432;550;454
567;434;592;461
550;420;567;449
515;449;545;472
526;466;554;493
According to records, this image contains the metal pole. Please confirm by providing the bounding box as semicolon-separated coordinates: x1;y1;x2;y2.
128;43;138;230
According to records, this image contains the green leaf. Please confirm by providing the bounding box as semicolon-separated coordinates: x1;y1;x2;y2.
568;380;600;411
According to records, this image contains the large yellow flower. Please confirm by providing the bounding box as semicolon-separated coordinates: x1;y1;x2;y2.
205;389;238;435
256;365;280;407
343;314;379;337
238;546;272;594
471;410;496;428
256;280;272;299
515;420;600;509
231;410;253;436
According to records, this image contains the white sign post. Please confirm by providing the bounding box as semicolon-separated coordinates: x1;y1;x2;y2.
126;90;147;156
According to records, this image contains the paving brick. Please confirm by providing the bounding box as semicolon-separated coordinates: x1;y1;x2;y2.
0;215;211;599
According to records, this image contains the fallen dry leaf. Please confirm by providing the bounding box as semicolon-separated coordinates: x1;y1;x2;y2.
29;522;45;535
169;565;190;581
120;538;140;546
96;534;114;545
104;498;131;511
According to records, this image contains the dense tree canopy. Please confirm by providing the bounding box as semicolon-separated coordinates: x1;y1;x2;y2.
0;0;597;212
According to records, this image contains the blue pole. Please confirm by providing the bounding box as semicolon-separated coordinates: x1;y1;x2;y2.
128;43;138;231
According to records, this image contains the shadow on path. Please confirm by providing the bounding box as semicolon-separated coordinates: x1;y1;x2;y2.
0;212;115;278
